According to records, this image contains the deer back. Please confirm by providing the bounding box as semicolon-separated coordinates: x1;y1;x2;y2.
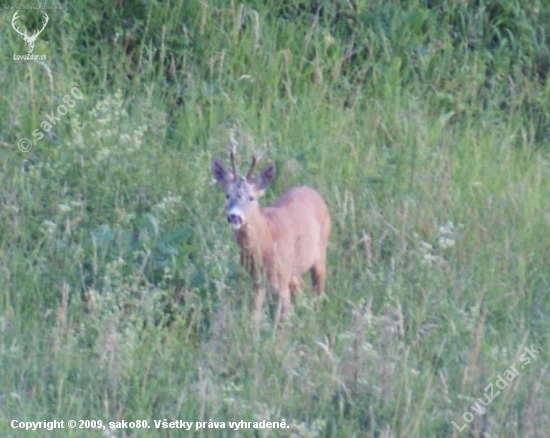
260;186;330;276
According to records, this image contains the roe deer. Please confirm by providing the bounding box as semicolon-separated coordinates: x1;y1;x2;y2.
212;150;331;319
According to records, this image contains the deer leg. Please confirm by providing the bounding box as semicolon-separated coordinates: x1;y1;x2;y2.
251;282;265;326
279;286;292;317
271;285;292;323
310;256;327;296
252;280;265;313
289;275;304;296
268;270;292;320
245;254;265;320
276;291;291;329
253;287;265;312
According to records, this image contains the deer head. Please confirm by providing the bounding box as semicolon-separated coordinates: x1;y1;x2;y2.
212;149;274;230
11;12;49;54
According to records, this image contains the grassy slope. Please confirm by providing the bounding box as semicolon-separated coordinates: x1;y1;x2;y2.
0;0;549;436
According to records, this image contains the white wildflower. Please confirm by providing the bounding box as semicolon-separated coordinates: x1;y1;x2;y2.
438;237;456;249
42;220;57;234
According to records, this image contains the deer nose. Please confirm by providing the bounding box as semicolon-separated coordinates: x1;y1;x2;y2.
227;213;243;227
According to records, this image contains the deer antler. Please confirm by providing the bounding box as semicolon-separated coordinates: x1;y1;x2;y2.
11;12;26;38
229;147;238;177
228;130;238;177
11;12;48;39
32;13;49;39
246;148;266;180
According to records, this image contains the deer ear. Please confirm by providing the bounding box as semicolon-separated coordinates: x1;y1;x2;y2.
212;158;232;188
253;162;275;192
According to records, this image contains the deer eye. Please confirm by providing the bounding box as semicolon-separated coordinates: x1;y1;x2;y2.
248;196;255;201
225;194;229;200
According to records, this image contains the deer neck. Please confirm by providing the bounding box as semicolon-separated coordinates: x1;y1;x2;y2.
235;207;271;257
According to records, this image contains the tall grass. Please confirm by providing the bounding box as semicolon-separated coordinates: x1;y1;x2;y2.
1;0;549;436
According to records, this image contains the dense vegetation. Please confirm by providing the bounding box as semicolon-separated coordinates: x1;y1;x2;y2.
1;0;549;436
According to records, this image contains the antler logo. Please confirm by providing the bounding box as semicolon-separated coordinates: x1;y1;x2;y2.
11;12;49;54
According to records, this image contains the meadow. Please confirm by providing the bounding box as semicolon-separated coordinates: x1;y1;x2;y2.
1;0;549;436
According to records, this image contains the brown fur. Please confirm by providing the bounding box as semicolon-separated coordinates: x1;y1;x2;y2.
212;156;331;319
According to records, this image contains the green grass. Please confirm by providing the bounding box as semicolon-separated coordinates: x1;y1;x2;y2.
1;0;549;436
